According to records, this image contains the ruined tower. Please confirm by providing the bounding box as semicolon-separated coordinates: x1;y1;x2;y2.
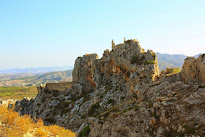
112;39;115;49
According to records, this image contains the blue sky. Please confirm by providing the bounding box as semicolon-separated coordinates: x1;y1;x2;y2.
0;0;205;69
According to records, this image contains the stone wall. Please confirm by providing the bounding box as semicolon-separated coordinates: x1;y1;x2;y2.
45;82;74;92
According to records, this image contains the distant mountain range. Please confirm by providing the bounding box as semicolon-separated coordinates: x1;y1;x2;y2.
0;53;203;86
157;53;203;72
0;53;203;75
0;70;72;86
0;66;73;74
19;70;73;84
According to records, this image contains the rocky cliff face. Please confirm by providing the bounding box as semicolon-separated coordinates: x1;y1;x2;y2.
73;39;159;93
15;39;205;137
181;54;205;83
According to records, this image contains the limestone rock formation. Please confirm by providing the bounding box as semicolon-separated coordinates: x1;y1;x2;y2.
181;54;205;83
72;54;99;92
72;39;159;94
15;39;205;137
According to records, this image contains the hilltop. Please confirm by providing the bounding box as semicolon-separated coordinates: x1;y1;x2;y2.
0;66;73;74
0;53;202;87
15;39;205;137
0;70;72;87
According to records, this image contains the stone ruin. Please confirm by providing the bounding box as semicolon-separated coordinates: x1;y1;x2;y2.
44;82;74;92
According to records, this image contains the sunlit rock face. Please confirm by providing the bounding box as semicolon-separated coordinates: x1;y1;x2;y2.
72;53;99;92
72;39;159;93
15;39;205;137
181;54;205;83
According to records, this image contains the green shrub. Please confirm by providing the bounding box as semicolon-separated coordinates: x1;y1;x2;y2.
88;103;100;116
183;125;196;134
148;102;153;107
133;94;138;100
107;99;116;105
198;85;205;88
120;96;125;100
80;125;90;137
102;108;120;119
131;55;139;64
144;60;155;65
123;105;139;113
164;128;184;137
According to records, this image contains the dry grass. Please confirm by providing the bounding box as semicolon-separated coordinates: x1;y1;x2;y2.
0;106;76;137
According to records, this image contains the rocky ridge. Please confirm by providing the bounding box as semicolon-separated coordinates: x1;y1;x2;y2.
15;39;205;137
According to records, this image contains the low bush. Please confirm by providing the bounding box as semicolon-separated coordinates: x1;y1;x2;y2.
123;105;139;113
131;55;139;64
107;99;116;105
80;124;91;137
144;60;155;65
88;103;100;116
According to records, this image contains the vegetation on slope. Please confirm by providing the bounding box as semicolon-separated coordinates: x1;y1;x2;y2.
0;70;72;87
156;52;187;72
17;70;72;82
0;86;38;100
0;106;75;137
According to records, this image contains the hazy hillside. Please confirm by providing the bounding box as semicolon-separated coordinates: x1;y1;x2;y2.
0;66;73;74
24;70;73;84
0;73;41;82
193;53;203;58
157;53;203;72
0;70;72;86
0;53;203;86
157;53;187;72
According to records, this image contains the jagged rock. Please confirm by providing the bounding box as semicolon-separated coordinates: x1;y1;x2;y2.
15;98;34;116
72;54;99;92
49;100;60;107
181;54;205;83
73;39;159;94
14;39;205;137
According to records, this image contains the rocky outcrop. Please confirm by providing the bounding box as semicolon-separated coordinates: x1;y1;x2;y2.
72;54;99;92
89;80;205;137
73;39;159;93
181;54;205;83
15;39;205;137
